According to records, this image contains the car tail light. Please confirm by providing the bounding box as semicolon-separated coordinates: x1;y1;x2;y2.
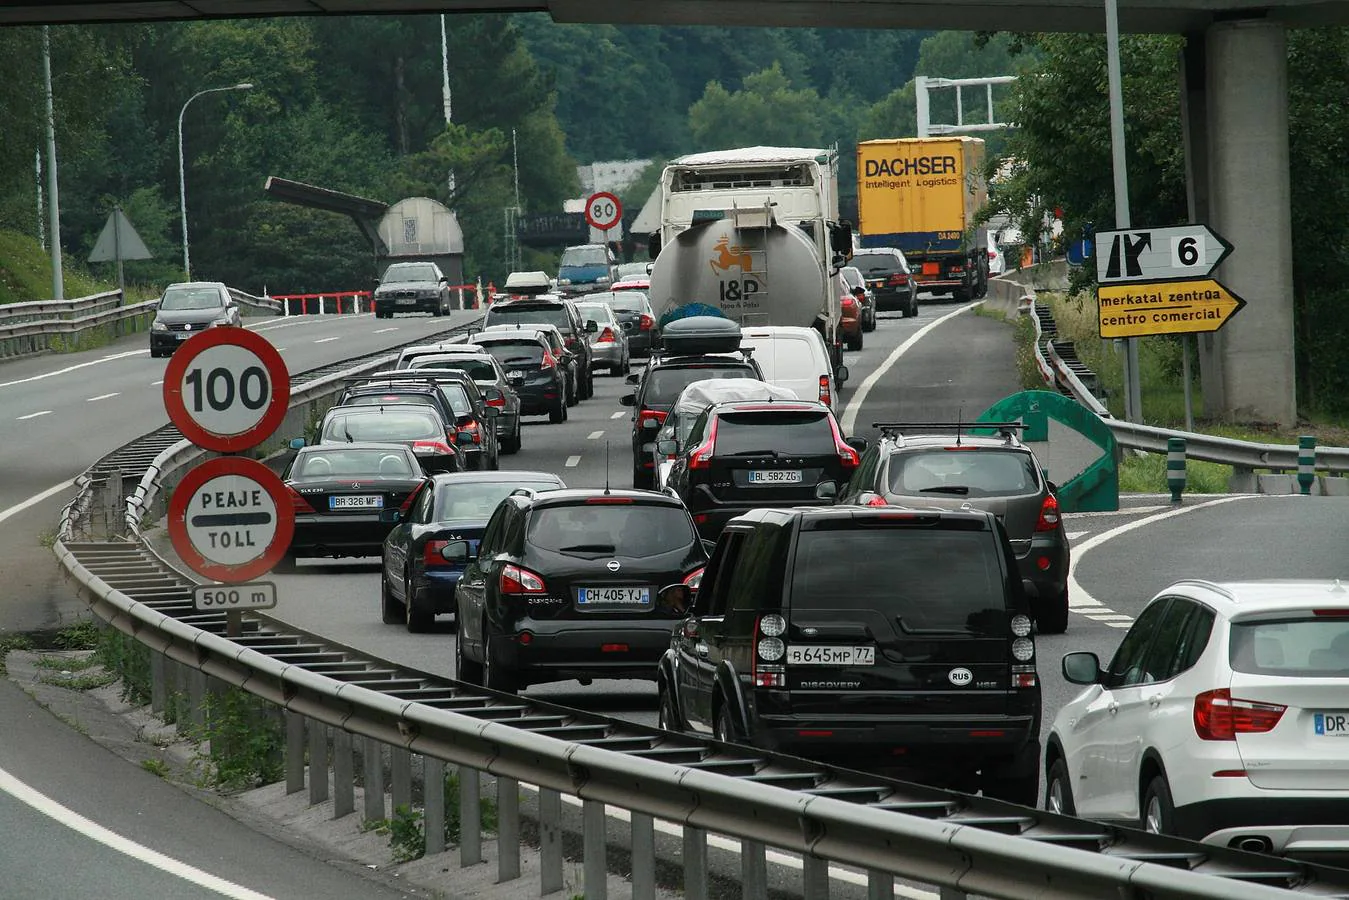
399;482;425;514
485;394;506;408
500;563;546;595
1314;608;1349;617
887;273;905;285
424;540;452;568
859;492;887;507
639;408;667;431
586;496;633;504
412;439;454;456
639;314;653;331
989;250;998;259
751;614;787;688
841;296;858;314
286;486;315;514
1036;494;1061;532
950;265;965;275
597;327;616;343
458;420;481;444
1194;689;1287;741
683;567;705;590
688;417;719;470
825;413;859;469
540;350;557;370
818;375;831;408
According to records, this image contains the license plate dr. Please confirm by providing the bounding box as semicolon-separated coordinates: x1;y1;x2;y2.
1314;712;1349;736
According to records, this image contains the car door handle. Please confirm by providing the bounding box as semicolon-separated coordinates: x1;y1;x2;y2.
1148;694;1163;708
1108;701;1119;714
695;641;709;657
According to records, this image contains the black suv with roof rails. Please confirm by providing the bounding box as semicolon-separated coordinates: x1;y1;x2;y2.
482;298;595;400
620;317;763;489
655;505;1042;805
838;422;1070;634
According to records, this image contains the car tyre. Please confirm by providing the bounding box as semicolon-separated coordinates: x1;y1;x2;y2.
845;331;863;351
405;573;434;633
1045;757;1076;816
483;632;518;694
380;573;404;625
456;622;483;685
1142;775;1175;835
1035;590;1070;635
713;703;739;744
566;375;579;407
549;398;566;424
502;419;522;454
632;467;653;490
584;370;595;399
862;309;876;333
657;683;683;733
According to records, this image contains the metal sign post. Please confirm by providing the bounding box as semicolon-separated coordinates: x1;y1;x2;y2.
1103;0;1141;423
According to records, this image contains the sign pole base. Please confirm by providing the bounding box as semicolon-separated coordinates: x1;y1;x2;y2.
227;610;241;639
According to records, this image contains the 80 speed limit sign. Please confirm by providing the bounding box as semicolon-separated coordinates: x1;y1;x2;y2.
163;326;290;453
585;191;622;231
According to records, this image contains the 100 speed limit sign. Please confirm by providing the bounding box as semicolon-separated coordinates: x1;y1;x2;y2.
163;327;290;452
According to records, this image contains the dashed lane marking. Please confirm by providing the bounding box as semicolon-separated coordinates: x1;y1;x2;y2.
151;380;163;387
564;455;582;467
588;431;604;440
0;349;146;389
86;393;120;402
373;327;398;334
313;337;340;344
17;410;52;420
610;411;625;419
1066;530;1088;541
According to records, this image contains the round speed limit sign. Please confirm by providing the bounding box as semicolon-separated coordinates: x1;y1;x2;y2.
585;191;622;231
163;327;290;453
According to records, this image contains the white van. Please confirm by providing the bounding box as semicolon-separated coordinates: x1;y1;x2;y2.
738;326;844;411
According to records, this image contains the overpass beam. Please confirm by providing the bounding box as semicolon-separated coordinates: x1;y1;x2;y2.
1206;19;1297;424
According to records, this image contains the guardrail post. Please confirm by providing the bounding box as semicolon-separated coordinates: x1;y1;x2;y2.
318;295;326;316
802;854;829;900
150;650;166;714
938;887;968;900
424;757;446;855
460;766;483;866
741;840;768;900
286;713;305;794
308;722;329;804
630;812;655;900
1228;465;1257;493
866;870;894;900
682;826;708;900
186;668;207;732
1298;435;1316;495
539;788;563;895
583;799;608;900
391;747;412;812
1167;437;1187;504
497;776;521;882
332;729;354;819
363;737;386;822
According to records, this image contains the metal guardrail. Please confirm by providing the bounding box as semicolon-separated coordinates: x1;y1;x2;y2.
0;289;124;325
46;323;1349;898
227;287;284;316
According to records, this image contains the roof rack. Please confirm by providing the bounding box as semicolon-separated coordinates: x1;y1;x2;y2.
872;421;1027;444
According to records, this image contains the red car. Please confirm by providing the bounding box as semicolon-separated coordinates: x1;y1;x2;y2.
612;277;650;293
836;272;863;351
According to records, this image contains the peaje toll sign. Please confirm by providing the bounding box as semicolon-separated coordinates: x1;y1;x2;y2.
163;326;290;453
168;456;294;583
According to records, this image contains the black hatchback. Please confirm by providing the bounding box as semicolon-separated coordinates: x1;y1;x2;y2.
471;330;570;425
482;298;594;400
660;399;866;540
449;490;708;693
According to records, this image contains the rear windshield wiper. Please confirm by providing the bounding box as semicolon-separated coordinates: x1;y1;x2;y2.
919;485;970;495
555;544;617;553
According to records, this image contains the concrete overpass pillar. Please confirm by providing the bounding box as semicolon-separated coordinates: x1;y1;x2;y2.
1206;19;1297;425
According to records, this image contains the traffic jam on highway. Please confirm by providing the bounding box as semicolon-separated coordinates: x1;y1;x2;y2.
162;143;1348;863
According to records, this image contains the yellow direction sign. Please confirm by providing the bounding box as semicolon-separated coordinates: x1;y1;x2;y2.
1097;278;1246;339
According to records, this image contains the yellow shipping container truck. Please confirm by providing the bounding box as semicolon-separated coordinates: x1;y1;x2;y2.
856;137;989;301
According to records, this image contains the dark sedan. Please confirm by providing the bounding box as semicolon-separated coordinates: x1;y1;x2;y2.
306;405;464;474
588;290;659;356
373;261;453;318
279;443;426;571
380;471;567;632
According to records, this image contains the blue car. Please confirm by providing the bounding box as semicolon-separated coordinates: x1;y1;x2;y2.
380;471;566;632
556;243;617;297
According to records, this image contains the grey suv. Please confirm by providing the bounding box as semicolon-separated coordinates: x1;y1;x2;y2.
838;422;1070;633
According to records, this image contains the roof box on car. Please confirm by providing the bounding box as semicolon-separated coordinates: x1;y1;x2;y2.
660;315;742;355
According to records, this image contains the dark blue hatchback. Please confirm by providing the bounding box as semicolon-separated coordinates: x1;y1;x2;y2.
380;471;566;632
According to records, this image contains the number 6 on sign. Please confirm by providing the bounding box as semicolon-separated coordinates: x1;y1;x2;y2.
163;327;290;453
1172;236;1203;269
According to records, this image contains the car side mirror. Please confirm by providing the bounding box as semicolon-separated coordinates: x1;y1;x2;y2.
700;539;717;557
289;438;306;450
586;320;599;333
619;393;636;407
1062;651;1102;685
641;416;661;431
830;221;854;256
657;583;694;614
845;436;869;454
656;439;677;456
835;365;849;384
624;373;641;386
439;539;474;565
647;235;661;260
456;432;476;445
814;481;838;503
482;406;500;419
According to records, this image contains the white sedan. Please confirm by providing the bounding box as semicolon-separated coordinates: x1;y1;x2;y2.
1045;579;1349;857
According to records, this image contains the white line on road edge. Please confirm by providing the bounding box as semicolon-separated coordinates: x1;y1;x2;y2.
840;302;978;435
86;393;120;402
0;349;146;390
313;337;340;344
1067;495;1258;610
151;380;164;387
0;479;76;527
372;327;398;334
17;410;52;420
587;431;604;440
564;455;582;467
0;765;278;900
1066;530;1088;540
610;411;625;419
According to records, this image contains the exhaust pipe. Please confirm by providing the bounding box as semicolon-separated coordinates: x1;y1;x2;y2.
1231;836;1272;854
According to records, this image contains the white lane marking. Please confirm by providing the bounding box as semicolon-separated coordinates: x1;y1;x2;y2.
18;410;52;420
1082;613;1134;621
610;411;625;419
373;327;398;334
587;430;604;440
0;479;76;527
313;337;340;344
565;455;582;467
246;317;332;333
1065;505;1167;518
151;380;164;387
86;393;120;402
0;765;277;900
840;302;977;435
1067;495;1258;610
0;349;146;389
1066;530;1089;541
517;782;935;899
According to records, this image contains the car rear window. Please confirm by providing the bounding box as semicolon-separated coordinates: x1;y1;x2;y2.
575;304;612;324
480;342;545;366
645;366;756;406
790;528;1008;634
850;252;902;276
292;448;415;480
485;305;571;331
321;410;443;442
529;503;696;557
604;294;647;312
408;357;498;381
888;449;1040;498
342;393;438;412
435;384;473;416
1230;617;1349;676
434;480;558;521
714;411;835;456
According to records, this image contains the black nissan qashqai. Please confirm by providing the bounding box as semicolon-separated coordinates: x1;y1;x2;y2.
449;489;709;693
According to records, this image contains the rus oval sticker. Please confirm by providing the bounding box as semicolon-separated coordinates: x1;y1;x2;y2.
948;667;974;686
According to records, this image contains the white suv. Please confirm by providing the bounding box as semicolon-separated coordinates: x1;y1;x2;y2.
1046;579;1349;857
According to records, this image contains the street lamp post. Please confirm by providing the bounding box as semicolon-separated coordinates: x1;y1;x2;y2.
178;82;253;281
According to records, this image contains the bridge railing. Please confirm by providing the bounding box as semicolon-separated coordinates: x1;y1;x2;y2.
272;284;482;316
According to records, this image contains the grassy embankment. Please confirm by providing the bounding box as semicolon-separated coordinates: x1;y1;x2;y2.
986;289;1349;493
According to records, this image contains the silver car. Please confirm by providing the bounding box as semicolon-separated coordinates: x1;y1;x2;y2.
574;300;631;377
